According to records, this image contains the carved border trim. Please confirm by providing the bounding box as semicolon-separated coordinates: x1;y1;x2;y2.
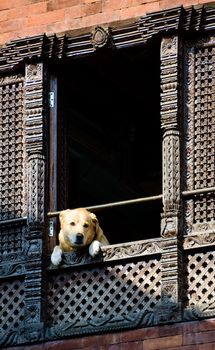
45;307;159;341
47;231;215;268
183;232;215;250
102;239;162;261
48;238;183;269
0;5;214;73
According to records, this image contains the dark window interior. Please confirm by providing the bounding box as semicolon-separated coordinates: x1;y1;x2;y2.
57;41;162;244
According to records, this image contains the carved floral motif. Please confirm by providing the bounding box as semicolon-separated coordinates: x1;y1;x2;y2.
161;37;178;57
26;63;42;82
184;232;215;249
102;241;162;261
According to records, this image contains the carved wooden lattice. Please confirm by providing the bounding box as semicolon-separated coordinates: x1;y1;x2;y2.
185;251;215;311
184;39;215;235
0;279;25;333
0;76;25;222
47;258;161;325
0;224;25;255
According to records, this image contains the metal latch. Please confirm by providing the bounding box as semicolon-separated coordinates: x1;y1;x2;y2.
49;91;55;108
49;220;55;237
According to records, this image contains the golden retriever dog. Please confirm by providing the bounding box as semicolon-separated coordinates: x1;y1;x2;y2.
51;208;109;266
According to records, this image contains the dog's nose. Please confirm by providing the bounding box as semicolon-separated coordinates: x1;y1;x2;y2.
75;233;84;244
76;233;83;238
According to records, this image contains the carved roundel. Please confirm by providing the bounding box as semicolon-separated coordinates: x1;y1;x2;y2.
26;63;43;82
91;26;109;49
161;37;178;58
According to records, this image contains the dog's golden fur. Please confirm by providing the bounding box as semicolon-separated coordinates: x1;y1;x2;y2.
51;208;109;266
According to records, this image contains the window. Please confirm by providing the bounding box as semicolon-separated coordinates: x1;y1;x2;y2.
49;39;162;244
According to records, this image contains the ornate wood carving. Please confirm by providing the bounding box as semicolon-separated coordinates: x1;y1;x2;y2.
159;35;183;323
182;38;215;319
25;63;44;154
1;4;215;347
46;255;161;340
0;278;25;345
183;37;215;236
21;62;47;345
162;129;180;216
0;75;26;222
184;233;215;250
184;250;215;320
0;73;29;346
27;154;45;224
91;26;110;48
160;36;181;224
102;240;162;261
0;5;213;73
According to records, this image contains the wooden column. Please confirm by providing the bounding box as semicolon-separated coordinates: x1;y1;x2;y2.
159;36;183;323
23;62;46;343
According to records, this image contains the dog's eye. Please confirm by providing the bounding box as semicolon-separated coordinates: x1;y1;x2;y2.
70;222;75;226
83;223;89;228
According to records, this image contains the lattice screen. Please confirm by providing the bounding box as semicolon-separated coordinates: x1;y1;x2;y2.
192;46;215;224
47;258;161;325
184;43;215;234
185;251;215;308
0;279;25;333
193;46;215;190
0;77;25;221
0;224;26;255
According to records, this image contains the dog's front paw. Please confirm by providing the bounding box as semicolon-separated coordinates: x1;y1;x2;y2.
51;246;63;266
89;240;101;257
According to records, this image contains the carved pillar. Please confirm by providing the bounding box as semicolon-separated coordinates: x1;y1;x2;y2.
23;62;46;342
159;36;183;322
27;154;45;225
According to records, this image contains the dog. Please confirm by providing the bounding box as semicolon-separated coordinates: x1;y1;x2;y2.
51;208;109;266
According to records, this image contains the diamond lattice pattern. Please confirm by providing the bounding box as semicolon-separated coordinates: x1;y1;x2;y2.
47;258;161;324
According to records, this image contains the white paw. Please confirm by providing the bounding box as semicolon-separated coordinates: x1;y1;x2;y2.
89;240;101;257
51;246;63;266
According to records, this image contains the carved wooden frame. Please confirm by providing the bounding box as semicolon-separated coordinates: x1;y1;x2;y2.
1;3;215;347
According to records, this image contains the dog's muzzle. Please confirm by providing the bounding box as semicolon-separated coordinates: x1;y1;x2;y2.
75;233;84;245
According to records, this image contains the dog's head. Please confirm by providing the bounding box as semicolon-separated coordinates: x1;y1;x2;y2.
59;208;100;248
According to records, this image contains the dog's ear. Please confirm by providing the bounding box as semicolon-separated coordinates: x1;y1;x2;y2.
89;211;109;245
89;212;98;226
89;212;100;231
89;212;103;238
59;209;71;226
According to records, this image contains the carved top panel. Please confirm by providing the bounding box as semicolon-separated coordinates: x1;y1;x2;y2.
0;5;214;73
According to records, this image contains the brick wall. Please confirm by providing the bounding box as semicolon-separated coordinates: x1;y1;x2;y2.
3;319;215;350
0;0;210;46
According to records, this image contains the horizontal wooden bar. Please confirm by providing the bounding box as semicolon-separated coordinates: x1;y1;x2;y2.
47;194;163;218
182;186;215;197
47;186;215;218
0;217;27;226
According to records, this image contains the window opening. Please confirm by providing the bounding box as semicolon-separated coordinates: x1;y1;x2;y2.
53;41;162;244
